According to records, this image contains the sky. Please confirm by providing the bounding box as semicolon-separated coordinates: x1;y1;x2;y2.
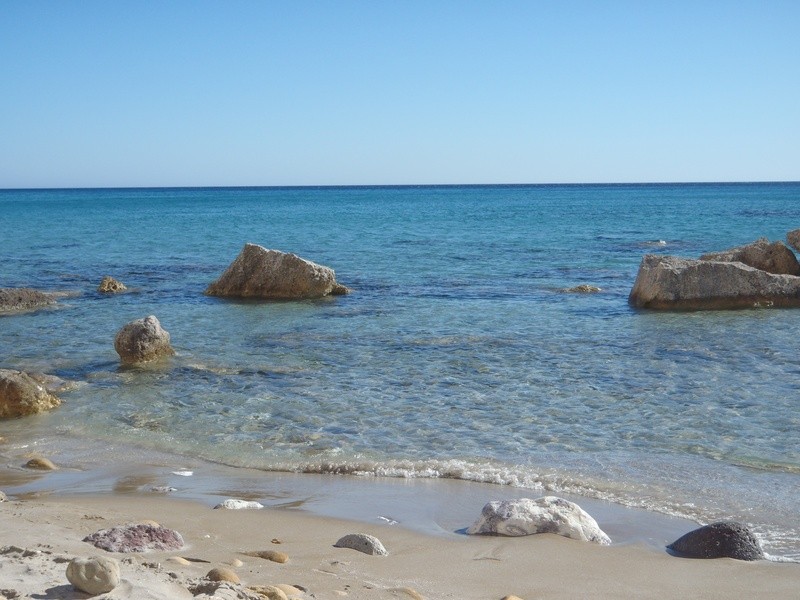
1;1;798;187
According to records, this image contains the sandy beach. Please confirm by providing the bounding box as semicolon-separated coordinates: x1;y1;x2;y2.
2;485;799;599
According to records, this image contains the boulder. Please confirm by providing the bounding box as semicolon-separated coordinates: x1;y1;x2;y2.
114;315;175;364
787;229;800;253
214;498;264;510
333;533;388;555
0;369;61;419
66;555;121;594
629;254;800;310
467;496;611;545
205;243;350;300
98;276;127;293
0;288;57;313
84;523;185;552
700;237;800;276
667;521;764;560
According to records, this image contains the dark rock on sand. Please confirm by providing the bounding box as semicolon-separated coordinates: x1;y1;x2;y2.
0;369;61;419
0;288;57;314
333;533;388;556
667;521;764;560
700;237;800;276
629;254;800;310
114;315;175;364
205;243;350;300
98;276;127;293
84;523;185;553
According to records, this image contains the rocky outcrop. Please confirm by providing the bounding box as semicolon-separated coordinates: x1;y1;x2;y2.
84;523;185;553
114;315;175;364
0;288;57;314
629;255;800;310
787;229;800;253
667;521;764;560
98;276;127;293
205;244;350;300
700;237;800;275
467;496;611;545
66;556;121;594
0;369;61;419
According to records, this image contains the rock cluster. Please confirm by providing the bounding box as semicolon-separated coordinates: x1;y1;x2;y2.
467;496;611;545
630;235;800;310
0;369;61;419
205;243;350;300
667;521;764;560
114;315;175;364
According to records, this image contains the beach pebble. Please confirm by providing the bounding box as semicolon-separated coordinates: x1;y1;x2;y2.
275;583;304;596
229;558;244;567
333;533;388;556
389;587;424;599
214;498;264;510
467;496;611;545
248;585;289;599
207;566;240;583
65;555;120;594
667;521;764;560
84;523;185;552
167;556;192;566
501;596;524;600
244;549;289;563
0;491;7;502
25;456;57;470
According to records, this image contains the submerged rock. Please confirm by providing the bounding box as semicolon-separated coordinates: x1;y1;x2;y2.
700;237;800;276
0;369;61;419
629;254;800;310
84;523;185;553
0;288;57;313
66;555;121;594
667;521;764;560
561;284;602;293
98;276;127;293
205;243;350;300
333;533;388;556
25;456;57;470
467;496;611;545
114;315;175;364
214;498;264;510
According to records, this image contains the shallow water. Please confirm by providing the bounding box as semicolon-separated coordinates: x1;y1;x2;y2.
1;183;799;558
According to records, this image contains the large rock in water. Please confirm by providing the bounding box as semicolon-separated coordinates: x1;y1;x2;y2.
629;254;800;310
0;288;57;313
467;496;611;545
205;244;350;300
700;237;800;276
114;315;175;364
0;369;61;419
667;521;764;560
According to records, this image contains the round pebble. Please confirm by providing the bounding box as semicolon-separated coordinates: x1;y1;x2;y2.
248;585;288;600
207;566;239;583
25;456;57;470
66;556;121;594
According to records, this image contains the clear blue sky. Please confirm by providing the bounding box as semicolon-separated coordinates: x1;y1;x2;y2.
2;1;798;187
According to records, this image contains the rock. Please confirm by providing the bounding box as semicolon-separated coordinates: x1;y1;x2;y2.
667;521;764;560
0;491;7;502
205;243;350;300
501;596;524;600
467;496;611;545
243;549;289;563
25;456;57;470
98;276;127;293
249;585;289;600
207;567;240;583
0;369;61;419
273;584;303;596
333;533;388;556
214;498;264;510
83;523;185;552
0;287;57;313
787;229;800;253
167;556;192;566
700;237;800;276
628;254;800;310
114;315;175;364
561;284;601;293
229;558;244;568
26;372;79;394
66;555;121;594
389;587;424;599
190;581;264;599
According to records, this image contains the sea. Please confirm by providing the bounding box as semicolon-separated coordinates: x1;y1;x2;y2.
1;183;799;559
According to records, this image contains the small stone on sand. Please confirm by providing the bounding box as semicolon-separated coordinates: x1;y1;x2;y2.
167;556;191;565
25;456;57;470
248;585;289;599
333;533;388;556
206;566;240;583
243;549;289;563
66;555;121;594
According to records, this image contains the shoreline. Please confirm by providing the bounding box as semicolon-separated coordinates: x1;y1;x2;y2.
1;489;799;599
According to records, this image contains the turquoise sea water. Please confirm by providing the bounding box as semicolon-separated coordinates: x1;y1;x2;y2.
1;183;799;557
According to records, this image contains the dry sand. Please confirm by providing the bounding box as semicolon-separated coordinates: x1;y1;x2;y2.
1;493;798;600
